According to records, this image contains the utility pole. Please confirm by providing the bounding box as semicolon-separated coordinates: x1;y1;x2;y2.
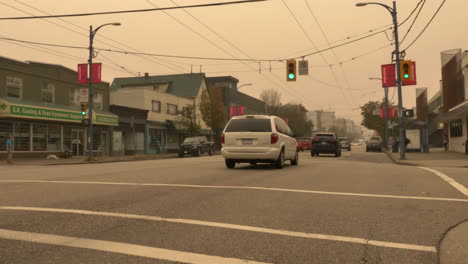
357;1;406;159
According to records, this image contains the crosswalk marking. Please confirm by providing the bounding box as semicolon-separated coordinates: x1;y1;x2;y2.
0;179;467;203
0;206;437;253
0;228;271;264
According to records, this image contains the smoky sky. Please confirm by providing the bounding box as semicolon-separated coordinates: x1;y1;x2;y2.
0;0;466;123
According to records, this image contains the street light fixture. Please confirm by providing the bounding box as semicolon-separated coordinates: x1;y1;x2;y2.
357;1;406;160
87;22;121;161
237;83;252;90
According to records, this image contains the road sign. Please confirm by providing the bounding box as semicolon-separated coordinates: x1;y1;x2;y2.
298;60;308;75
80;88;89;102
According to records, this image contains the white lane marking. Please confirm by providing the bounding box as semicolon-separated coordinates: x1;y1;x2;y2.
0;206;436;253
0;228;270;264
1;179;467;203
419;167;468;197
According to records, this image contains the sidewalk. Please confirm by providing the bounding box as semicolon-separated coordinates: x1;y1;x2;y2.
439;220;468;264
385;148;468;168
0;153;180;166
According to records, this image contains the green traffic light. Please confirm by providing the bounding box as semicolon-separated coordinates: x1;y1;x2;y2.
81;111;86;115
288;73;295;79
404;74;409;79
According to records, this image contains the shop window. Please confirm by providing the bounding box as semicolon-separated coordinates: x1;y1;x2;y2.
33;124;47;151
6;76;22;98
63;126;72;151
42;82;55;103
93;127;103;150
152;100;161;112
13;123;30;151
167;104;178;115
0;121;13;151
47;125;61;151
450;119;463;138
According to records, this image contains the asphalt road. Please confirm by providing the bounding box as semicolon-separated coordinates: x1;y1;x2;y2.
0;145;467;264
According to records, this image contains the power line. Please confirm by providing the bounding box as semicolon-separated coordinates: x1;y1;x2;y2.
399;0;426;26
0;0;268;20
403;0;447;51
400;0;427;45
8;0;188;73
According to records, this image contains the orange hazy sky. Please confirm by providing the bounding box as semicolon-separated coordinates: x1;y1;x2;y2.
0;0;466;123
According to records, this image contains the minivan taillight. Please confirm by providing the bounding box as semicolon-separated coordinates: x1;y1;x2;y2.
271;133;279;144
221;134;225;144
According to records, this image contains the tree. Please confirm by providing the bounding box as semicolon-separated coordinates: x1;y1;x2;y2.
199;85;227;131
260;89;282;115
360;99;399;143
178;104;200;136
278;103;310;137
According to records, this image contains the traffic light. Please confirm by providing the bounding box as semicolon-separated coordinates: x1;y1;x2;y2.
286;59;297;81
400;60;413;81
80;102;88;116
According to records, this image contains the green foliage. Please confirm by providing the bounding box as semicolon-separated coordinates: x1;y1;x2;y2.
360;99;399;141
178;104;200;136
199;86;227;131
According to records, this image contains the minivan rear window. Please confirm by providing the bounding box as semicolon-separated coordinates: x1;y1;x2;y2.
225;119;272;132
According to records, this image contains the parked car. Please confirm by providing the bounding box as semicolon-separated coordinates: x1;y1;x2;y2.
221;115;299;169
178;136;214;157
369;136;383;143
338;137;351;151
298;137;313;152
366;140;383;152
311;133;341;157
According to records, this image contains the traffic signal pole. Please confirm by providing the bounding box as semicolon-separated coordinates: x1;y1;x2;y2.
88;25;94;161
391;1;406;160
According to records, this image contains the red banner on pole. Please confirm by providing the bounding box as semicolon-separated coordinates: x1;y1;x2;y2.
238;106;245;115
381;64;396;87
230;106;237;117
78;64;88;84
380;108;395;118
91;63;102;83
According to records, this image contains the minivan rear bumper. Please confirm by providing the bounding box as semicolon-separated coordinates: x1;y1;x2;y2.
221;146;281;161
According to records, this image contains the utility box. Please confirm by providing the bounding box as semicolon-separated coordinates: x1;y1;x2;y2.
406;129;421;152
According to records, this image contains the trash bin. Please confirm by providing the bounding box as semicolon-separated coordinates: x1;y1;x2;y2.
392;142;399;153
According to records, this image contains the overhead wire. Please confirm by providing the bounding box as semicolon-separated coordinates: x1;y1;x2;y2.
400;0;427;45
0;0;268;20
8;0;188;73
403;0;447;51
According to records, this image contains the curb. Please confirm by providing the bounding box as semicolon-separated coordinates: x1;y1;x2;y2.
46;155;180;166
437;219;468;264
383;151;419;166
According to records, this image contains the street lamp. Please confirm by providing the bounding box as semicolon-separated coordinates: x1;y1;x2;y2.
369;77;390;150
235;84;252;116
357;1;406;160
87;22;120;161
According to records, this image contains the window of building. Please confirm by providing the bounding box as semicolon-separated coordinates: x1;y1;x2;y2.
152;100;161;112
167;104;178;115
450;119;463;138
33;124;47;151
6;76;22;98
69;88;81;106
41;82;55;103
47;125;61;151
13;123;30;151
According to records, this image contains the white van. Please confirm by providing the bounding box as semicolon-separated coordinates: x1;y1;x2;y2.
221;115;298;169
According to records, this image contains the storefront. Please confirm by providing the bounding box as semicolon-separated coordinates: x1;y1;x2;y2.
0;97;118;157
146;121;167;154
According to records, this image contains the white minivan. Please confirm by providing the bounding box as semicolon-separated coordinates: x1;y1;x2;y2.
221;115;298;169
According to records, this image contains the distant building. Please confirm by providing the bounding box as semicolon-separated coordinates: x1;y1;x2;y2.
306;110;336;132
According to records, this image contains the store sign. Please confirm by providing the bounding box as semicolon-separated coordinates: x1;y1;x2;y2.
0;99;118;126
10;105;83;121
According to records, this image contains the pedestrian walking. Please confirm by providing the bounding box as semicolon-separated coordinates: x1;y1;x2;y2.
6;135;14;164
443;135;448;151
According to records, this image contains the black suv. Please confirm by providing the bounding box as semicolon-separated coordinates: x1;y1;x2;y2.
178;136;214;157
311;133;342;157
